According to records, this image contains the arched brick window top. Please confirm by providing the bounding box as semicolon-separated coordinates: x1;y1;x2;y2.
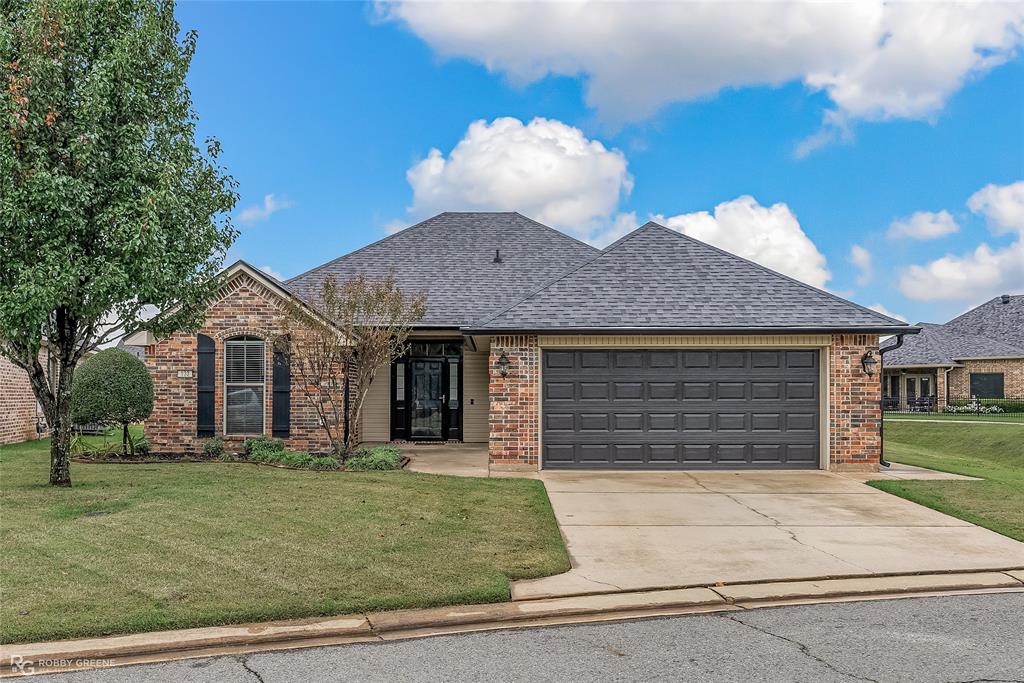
224;336;266;435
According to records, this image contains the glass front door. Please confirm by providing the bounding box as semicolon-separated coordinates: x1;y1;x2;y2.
410;360;443;439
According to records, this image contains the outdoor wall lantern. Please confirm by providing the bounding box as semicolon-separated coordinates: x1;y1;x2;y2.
861;350;879;376
497;351;510;377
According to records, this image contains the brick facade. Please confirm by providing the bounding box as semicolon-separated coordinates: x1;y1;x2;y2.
947;358;1024;397
828;334;882;471
487;333;882;472
145;272;353;455
0;353;41;446
487;335;540;469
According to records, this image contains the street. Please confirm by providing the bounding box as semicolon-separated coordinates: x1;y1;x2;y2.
42;592;1024;682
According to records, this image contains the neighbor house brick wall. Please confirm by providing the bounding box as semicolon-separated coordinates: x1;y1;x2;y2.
146;272;353;455
947;358;1024;397
488;335;539;469
0;353;40;445
829;334;881;471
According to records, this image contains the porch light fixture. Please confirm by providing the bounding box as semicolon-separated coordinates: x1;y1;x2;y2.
497;351;510;377
861;350;879;376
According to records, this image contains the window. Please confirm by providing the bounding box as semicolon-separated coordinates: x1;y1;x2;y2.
970;373;1004;399
395;362;405;400
225;336;265;434
886;375;899;398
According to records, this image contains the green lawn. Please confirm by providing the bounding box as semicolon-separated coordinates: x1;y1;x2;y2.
884;412;1022;423
0;435;569;644
870;421;1024;542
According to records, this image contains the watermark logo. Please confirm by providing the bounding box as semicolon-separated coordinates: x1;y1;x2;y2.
7;655;115;675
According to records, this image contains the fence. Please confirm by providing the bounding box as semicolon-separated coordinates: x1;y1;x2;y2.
882;396;1024;421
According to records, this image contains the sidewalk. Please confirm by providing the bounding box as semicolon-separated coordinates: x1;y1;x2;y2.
3;570;1023;677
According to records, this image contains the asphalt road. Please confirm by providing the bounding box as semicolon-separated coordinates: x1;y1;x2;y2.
41;592;1024;682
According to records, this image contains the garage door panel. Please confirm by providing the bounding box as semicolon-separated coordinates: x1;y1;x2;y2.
542;348;820;470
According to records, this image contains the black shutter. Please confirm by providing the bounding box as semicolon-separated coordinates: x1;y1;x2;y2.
272;338;291;438
197;334;216;437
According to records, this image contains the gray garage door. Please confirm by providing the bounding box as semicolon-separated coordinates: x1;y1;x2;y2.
542;349;820;469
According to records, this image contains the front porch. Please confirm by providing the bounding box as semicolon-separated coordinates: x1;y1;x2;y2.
883;367;944;411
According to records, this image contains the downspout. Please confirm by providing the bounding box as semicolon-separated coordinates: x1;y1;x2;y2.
876;334;906;468
343;370;351;450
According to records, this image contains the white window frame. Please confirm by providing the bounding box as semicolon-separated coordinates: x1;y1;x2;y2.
224;336;266;436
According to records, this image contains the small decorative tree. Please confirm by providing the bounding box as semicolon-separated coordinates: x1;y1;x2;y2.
280;274;426;456
70;349;154;455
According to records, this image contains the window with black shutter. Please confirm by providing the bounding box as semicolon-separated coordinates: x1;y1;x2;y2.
197;334;216;437
225;336;265;435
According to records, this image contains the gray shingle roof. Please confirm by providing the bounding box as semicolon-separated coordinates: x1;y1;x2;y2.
471;222;911;332
286;212;600;327
882;294;1024;367
946;294;1024;348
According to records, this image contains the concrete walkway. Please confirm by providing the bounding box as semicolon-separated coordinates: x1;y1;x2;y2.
512;469;1024;600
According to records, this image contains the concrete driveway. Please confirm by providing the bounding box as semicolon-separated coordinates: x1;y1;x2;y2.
512;470;1024;600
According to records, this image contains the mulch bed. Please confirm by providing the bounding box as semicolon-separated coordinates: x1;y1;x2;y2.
70;455;411;471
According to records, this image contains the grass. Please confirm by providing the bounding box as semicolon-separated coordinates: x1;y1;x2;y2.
869;421;1024;542
884;412;1022;423
0;433;569;644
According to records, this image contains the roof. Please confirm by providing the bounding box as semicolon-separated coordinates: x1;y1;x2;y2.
946;294;1024;348
882;294;1024;367
468;222;913;333
287;212;600;327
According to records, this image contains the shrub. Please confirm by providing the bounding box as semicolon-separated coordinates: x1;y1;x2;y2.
218;451;237;463
280;451;314;467
309;456;341;471
345;446;403;471
203;438;225;458
243;436;284;456
70;348;154;455
133;438;151;458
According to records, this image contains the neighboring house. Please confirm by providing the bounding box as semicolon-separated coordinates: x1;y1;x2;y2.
881;294;1024;409
0;345;56;446
133;212;912;471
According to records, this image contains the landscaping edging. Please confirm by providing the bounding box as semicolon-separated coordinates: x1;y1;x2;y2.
69;456;411;472
3;569;1022;677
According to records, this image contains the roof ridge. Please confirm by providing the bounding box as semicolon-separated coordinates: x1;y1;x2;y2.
511;212;602;253
470;222;654;327
642;221;908;327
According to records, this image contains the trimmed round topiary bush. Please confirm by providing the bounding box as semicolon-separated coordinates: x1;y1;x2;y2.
70;348;153;455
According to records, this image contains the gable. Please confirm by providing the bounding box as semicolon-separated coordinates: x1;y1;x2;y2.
471;223;912;332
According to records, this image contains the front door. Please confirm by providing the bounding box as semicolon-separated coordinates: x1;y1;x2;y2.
410;360;443;439
391;341;463;441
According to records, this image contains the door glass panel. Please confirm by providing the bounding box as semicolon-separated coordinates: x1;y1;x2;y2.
906;378;917;399
920;377;931;396
449;361;459;409
411;361;442;438
395;362;405;400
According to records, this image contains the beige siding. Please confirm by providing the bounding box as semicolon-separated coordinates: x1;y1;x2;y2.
360;363;391;443
463;336;490;443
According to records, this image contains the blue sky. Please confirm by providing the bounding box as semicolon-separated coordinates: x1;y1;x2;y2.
176;2;1024;325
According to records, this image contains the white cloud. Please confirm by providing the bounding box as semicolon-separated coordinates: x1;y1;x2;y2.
887;210;959;240
384;219;410;235
967;181;1024;235
899;180;1024;302
238;194;292;224
381;1;1024;138
652;196;832;290
867;303;907;323
405;117;632;234
258;265;285;282
849;244;873;285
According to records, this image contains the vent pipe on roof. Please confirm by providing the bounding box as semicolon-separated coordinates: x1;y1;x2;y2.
493;249;503;264
1001;294;1010;304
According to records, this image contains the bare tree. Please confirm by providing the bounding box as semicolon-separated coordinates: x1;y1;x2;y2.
279;274;426;456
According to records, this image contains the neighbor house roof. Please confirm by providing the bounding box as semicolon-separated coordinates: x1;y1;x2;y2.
467;222;912;333
287;212;600;327
882;294;1024;368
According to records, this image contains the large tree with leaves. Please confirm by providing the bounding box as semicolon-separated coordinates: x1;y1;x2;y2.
0;0;238;486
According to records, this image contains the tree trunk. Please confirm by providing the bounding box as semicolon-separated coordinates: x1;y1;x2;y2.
49;400;72;487
123;423;131;456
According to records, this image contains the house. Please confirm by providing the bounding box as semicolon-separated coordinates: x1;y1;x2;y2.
0;353;42;445
134;212;913;471
881;294;1024;409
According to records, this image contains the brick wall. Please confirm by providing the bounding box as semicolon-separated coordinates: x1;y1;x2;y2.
0;353;40;445
947;358;1024;397
828;334;882;471
146;272;353;455
488;335;539;469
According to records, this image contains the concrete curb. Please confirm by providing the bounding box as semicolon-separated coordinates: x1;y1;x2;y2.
3;570;1023;677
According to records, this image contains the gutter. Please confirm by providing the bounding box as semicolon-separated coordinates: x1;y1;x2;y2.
460;325;922;336
877;334;907;468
